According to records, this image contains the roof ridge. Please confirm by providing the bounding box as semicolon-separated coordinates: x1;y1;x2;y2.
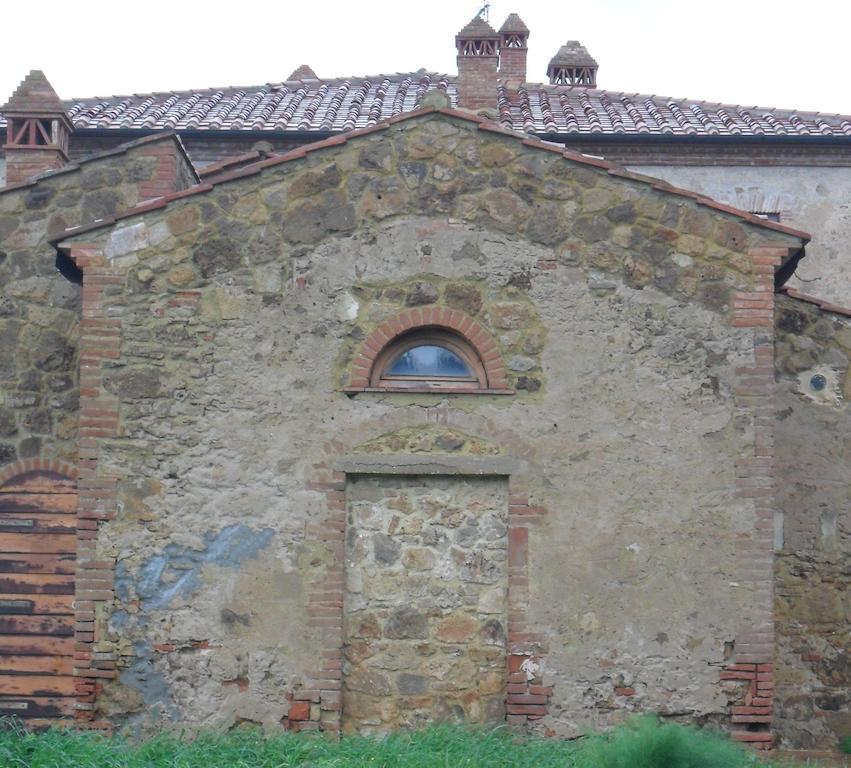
537;85;851;120
67;72;455;103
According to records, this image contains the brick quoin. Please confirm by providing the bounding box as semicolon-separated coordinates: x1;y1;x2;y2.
65;243;121;730
136;141;182;201
723;244;787;750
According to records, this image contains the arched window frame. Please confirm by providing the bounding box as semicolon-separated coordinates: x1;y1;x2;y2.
344;308;514;395
370;329;487;390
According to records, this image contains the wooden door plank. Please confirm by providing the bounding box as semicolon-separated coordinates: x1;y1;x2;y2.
0;615;73;636
0;594;74;615
0;656;73;675
0;533;77;554
0;494;78;514
0;674;76;696
0;636;74;656
0;474;76;494
0;514;77;533
0;696;76;717
0;574;74;594
0;554;76;575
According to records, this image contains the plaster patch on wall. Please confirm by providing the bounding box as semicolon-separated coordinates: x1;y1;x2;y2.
116;523;275;612
335;291;359;321
116;640;181;724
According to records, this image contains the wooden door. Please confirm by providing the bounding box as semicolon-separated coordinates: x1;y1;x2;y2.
0;470;77;724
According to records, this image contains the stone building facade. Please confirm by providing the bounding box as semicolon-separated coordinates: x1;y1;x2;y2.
0;11;848;753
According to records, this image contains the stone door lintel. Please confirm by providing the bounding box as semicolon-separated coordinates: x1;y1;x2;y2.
335;454;524;477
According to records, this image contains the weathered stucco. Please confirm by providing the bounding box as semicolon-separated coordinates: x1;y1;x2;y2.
52;113;802;735
773;294;851;750
630;165;851;306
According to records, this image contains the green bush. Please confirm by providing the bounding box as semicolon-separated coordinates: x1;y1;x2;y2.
574;716;765;768
0;716;777;768
839;733;851;754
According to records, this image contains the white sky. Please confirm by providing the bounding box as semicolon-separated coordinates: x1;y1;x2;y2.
2;0;850;115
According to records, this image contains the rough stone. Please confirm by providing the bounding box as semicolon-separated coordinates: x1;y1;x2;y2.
404;281;439;306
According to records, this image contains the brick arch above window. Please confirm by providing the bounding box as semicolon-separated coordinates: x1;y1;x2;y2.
344;307;513;394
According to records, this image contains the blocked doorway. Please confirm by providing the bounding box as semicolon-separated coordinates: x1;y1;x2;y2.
342;474;508;733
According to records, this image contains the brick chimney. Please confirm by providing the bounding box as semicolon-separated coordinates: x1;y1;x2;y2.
2;71;72;186
547;42;598;87
455;14;500;111
498;13;529;85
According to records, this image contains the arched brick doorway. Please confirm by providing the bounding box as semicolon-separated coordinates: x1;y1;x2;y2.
0;466;77;724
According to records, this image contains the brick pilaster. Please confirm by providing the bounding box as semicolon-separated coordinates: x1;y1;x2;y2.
725;244;787;749
66;245;121;729
297;465;347;733
505;481;551;727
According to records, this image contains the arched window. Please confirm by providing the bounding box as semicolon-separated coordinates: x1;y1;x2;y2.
370;330;487;390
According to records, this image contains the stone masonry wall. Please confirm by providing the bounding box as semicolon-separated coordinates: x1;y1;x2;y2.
58;113;801;735
0;137;195;472
773;293;851;750
630;164;851;309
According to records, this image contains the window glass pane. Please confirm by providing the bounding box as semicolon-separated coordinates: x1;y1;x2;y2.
386;345;473;377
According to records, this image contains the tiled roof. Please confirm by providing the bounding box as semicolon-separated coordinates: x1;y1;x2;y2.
498;86;851;137
63;74;454;133
778;287;851;318
3;73;851;138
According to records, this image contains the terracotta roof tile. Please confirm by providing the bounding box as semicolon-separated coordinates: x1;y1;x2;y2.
6;72;850;139
778;287;851;318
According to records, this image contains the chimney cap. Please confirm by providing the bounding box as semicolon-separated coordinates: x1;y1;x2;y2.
548;41;598;69
288;64;318;81
457;15;498;38
2;70;67;116
499;13;529;34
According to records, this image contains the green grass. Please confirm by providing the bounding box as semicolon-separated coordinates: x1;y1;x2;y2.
839;734;851;755
0;715;776;768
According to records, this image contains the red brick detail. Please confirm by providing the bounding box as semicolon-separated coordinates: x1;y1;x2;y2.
135;140;184;202
499;48;528;86
722;662;775;748
506;478;551;727
346;307;510;391
68;245;121;728
3;146;68;185
457;55;499;111
296;463;346;734
0;457;78;486
725;245;785;749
